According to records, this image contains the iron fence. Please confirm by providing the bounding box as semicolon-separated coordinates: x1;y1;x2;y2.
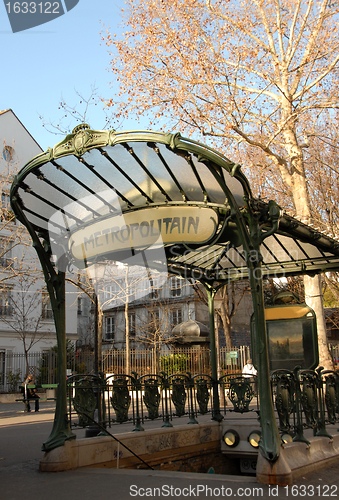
330;344;339;369
271;367;339;442
0;345;250;392
66;367;339;438
67;372;230;431
4;347;339;441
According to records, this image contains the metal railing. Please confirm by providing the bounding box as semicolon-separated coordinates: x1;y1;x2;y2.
66;367;339;441
66;371;259;431
67;372;216;430
271;367;339;442
0;345;250;392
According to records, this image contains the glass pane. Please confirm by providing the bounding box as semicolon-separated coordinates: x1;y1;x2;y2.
268;319;317;371
18;187;63;224
22;210;49;231
100;144;167;205
41;158;96;203
23;171;95;223
262;235;294;263
157;144;204;202
219;247;246;269
128;142;183;202
192;157;228;205
298;242;323;259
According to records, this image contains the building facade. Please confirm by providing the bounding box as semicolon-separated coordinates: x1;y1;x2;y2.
0;110;78;387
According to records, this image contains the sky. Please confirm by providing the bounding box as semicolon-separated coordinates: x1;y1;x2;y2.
0;0;149;150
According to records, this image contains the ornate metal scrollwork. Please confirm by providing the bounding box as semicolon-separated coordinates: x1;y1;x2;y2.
143;378;161;420
171;377;187;417
274;372;294;432
325;373;338;424
195;377;210;415
300;372;318;428
110;378;131;423
228;376;254;413
72;379;97;427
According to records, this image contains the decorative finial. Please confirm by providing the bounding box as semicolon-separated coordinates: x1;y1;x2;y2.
72;123;90;134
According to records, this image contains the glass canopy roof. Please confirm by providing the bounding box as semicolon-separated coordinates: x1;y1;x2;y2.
10;127;339;283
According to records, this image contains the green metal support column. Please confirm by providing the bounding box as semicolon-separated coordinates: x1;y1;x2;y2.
235;209;281;461
41;269;76;451
9;198;75;452
203;164;281;461
204;284;223;422
247;259;281;461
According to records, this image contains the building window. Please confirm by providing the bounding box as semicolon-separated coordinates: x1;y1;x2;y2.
42;291;53;320
104;282;124;303
1;192;9;209
105;316;115;340
2;145;14;162
151;287;160;299
0;288;12;316
77;297;83;316
170;277;182;297
128;312;136;337
104;284;116;301
148;308;160;334
0;239;12;268
171;309;182;326
0;193;13;222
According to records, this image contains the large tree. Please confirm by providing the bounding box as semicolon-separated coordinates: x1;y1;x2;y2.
103;0;339;368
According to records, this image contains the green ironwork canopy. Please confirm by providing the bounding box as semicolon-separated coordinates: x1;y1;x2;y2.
9;124;339;464
10;125;339;282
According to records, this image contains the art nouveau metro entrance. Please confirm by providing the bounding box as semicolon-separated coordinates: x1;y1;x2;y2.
10;125;339;481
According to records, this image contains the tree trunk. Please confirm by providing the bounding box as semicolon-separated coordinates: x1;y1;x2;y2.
218;309;232;350
304;275;334;369
217;285;233;350
24;349;29;379
281;120;333;370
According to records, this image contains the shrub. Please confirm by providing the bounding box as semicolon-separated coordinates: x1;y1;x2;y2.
160;353;190;375
6;369;21;392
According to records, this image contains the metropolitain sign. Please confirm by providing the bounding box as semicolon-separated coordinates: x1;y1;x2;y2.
69;206;218;261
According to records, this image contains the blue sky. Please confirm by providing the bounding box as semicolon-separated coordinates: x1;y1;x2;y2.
0;0;149;150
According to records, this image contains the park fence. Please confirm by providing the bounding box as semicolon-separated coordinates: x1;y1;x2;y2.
330;344;339;368
0;345;251;392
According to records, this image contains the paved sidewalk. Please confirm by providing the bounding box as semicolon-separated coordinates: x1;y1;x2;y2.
1;401;339;500
0;401;56;425
2;460;339;500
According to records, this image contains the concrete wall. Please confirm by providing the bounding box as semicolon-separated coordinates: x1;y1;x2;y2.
40;422;235;474
40;422;339;485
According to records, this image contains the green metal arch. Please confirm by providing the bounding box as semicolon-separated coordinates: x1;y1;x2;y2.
10;125;281;462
